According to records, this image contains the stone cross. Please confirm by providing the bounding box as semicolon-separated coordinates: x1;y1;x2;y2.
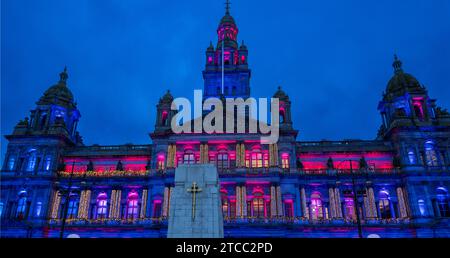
187;181;202;221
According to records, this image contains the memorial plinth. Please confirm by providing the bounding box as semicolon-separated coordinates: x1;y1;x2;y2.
167;164;224;238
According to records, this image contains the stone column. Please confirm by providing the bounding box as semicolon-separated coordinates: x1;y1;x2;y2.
295;185;302;217
270;185;277;217
396;187;408;218
301;187;309;219
162;186;171;217
276;186;283;216
236;185;242;217
242;185;247;217
334;187;343;218
77;189;91;219
328;187;336;218
140;188;148;219
50;190;61;219
364;186;377;218
200;144;209;164
109;189;121;219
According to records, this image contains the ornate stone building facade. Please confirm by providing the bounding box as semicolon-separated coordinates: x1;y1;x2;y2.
1;7;449;238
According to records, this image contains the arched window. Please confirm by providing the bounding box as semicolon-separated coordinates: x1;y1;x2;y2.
418;199;426;216
157;154;165;171
7;156;15;171
407;148;416;164
35;201;42;217
310;192;323;220
279;108;286;124
343;191;356;220
378;190;391;219
435;188;449;217
44;156;52;171
161;111;168;126
39;113;47;129
284;200;294;218
217;151;229;169
183;150;195;164
424;141;439;167
96;192;108;219
252;192;265;218
27;151;37;172
250;149;263;168
17;193;27;219
152;200;162;218
126;191;139;219
67;195;78;219
281;153;290;169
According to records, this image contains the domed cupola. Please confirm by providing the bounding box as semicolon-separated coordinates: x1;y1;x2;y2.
384;55;426;101
37;67;76;109
217;0;239;49
273;86;290;101
159;90;174;104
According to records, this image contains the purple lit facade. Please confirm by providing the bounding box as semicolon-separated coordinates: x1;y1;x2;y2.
1;7;449;238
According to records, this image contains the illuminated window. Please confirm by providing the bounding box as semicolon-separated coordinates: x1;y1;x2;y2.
35;201;42;217
344;197;355;220
310;192;323;220
284;201;294;218
378;190;391;219
161;111;168;126
96;193;108;219
217;152;229;169
281;153;290;169
436;188;449;217
412;100;424;120
241;55;246;63
27;152;37;172
183;152;195;164
251;150;263;168
207;56;213;64
418;199;426;216
7;156;15;171
67;196;78;219
252;192;265;218
126;192;139;219
407;149;416;164
157;155;165;170
279;108;285;123
224;51;230;65
44;156;52;171
424;141;439;166
153;201;162;218
17;195;27;219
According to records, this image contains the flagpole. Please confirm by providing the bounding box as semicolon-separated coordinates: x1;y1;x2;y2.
221;38;224;94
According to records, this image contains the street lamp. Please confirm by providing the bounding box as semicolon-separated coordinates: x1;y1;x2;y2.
57;161;81;239
336;159;364;238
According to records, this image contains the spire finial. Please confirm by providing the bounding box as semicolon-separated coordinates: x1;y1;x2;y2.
59;66;68;84
225;0;231;15
392;54;403;73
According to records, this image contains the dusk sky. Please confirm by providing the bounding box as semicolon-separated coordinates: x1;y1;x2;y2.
2;0;450;163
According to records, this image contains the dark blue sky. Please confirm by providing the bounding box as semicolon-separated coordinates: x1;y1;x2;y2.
2;0;450;162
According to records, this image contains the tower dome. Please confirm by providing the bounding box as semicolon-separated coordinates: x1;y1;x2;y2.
273;86;290;101
384;55;425;100
37;67;76;108
216;0;238;49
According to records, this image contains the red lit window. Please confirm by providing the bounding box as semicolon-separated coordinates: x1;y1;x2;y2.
281;153;290;169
